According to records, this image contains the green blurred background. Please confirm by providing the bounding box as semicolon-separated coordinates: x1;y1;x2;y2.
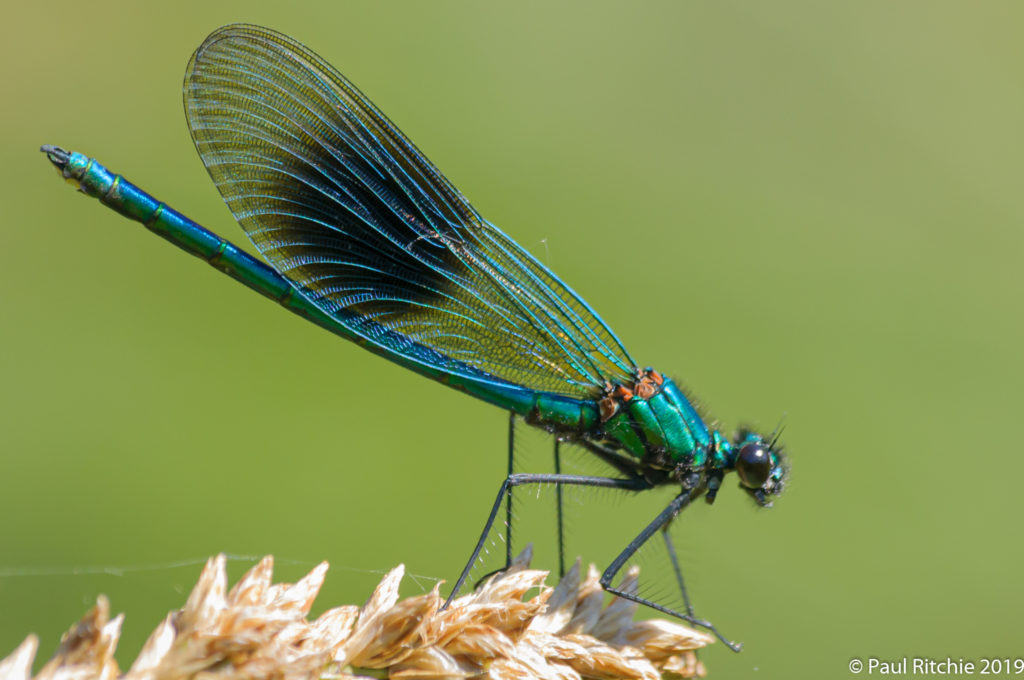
3;1;1023;677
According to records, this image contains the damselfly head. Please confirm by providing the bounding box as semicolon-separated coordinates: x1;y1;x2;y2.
731;429;787;507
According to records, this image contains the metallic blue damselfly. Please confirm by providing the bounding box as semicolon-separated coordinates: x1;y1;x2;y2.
42;24;788;651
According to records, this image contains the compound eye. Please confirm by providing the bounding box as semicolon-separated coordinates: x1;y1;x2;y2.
736;442;771;489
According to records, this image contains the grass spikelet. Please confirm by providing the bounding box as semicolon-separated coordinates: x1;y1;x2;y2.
0;549;710;680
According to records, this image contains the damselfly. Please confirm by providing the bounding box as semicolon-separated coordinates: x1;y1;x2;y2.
42;24;787;651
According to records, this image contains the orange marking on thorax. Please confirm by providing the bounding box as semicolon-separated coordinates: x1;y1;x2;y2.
599;396;618;422
635;378;656;399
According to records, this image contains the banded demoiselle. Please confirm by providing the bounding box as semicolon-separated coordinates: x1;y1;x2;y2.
42;24;787;651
